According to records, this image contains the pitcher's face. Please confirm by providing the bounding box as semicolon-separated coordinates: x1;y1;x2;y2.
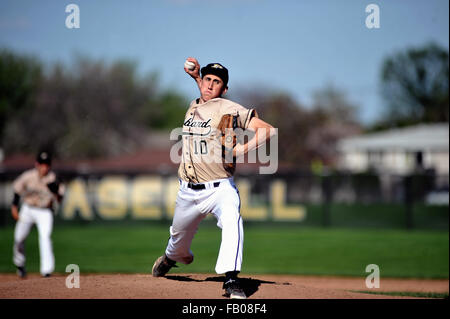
200;74;228;102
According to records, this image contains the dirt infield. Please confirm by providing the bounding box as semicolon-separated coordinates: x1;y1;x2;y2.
0;273;447;299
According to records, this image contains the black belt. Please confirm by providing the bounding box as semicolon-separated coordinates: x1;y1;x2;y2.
187;181;220;190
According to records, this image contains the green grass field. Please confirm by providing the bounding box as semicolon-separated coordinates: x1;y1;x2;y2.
300;203;449;230
0;224;448;279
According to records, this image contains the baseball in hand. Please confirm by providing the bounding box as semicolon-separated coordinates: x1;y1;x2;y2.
184;60;195;71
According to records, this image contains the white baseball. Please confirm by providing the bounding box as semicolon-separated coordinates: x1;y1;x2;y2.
184;60;195;71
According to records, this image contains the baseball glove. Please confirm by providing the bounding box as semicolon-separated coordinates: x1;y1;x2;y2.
217;114;238;174
47;180;60;195
47;179;63;202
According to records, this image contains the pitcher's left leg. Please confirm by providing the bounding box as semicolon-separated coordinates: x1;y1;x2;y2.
36;210;54;276
216;211;243;274
213;184;243;274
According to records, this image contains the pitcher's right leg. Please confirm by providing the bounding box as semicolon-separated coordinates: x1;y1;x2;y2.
165;190;205;264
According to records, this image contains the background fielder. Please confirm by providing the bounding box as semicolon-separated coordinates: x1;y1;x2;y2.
11;150;65;278
152;58;275;299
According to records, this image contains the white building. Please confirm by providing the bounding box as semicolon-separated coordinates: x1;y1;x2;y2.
337;123;449;176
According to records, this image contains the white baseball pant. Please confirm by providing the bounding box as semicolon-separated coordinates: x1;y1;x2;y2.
13;203;55;275
165;177;243;274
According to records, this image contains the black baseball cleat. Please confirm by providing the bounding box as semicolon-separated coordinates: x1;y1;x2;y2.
16;266;27;279
152;255;177;277
43;273;51;278
223;278;246;299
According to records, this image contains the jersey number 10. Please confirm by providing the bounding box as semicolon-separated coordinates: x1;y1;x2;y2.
193;140;208;155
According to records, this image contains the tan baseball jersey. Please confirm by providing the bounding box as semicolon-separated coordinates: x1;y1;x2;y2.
178;97;258;183
13;168;64;209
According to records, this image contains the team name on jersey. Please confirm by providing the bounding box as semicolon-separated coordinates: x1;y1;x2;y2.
183;117;212;129
183;117;213;136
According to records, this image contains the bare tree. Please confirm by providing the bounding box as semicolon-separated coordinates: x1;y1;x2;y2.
233;85;361;168
1;53;188;159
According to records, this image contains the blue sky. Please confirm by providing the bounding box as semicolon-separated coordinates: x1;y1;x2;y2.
0;0;448;125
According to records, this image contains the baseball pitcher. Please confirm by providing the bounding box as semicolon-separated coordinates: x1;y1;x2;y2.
152;59;276;299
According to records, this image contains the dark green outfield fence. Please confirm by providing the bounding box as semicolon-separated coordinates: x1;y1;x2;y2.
0;169;448;230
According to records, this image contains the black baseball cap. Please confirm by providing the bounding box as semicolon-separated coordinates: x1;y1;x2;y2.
201;63;229;87
36;151;52;165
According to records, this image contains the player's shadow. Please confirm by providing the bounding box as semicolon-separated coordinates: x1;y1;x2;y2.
164;275;278;298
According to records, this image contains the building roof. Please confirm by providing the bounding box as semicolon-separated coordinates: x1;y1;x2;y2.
338;123;449;152
0;148;282;175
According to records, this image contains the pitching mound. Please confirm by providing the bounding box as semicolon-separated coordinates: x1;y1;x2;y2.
0;273;447;299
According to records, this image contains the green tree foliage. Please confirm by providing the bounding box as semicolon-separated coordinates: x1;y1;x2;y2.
375;42;449;129
0;49;42;143
139;91;187;130
0;51;188;158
